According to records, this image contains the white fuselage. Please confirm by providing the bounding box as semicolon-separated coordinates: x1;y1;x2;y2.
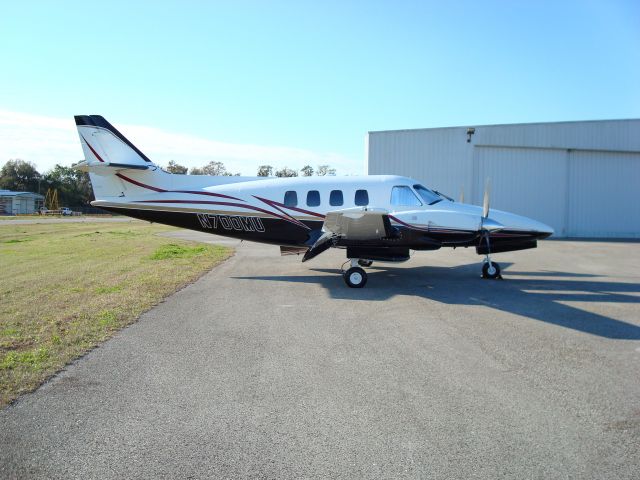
93;171;553;241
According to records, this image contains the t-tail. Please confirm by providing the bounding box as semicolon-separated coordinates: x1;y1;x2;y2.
73;115;164;199
75;115;153;169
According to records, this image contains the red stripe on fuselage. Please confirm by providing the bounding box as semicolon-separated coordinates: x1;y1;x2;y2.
389;214;478;235
116;173;167;192
173;189;243;201
253;195;326;219
388;214;430;232
115;173;243;200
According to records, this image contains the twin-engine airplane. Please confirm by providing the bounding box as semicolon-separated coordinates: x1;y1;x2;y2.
74;115;553;288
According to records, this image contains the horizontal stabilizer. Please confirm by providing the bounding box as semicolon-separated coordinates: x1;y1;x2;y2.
73;160;149;173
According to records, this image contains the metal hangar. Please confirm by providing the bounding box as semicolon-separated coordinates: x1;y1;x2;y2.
367;119;640;238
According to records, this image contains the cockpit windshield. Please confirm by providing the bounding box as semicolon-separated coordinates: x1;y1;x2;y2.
413;184;442;205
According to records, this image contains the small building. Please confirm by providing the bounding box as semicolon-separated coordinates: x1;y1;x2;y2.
0;190;45;215
367;119;640;238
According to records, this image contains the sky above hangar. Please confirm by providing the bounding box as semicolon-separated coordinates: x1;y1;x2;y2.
0;0;639;176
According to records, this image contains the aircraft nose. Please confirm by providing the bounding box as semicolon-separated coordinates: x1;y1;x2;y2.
495;210;554;239
531;219;554;238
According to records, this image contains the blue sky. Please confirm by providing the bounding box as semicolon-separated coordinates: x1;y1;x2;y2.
1;0;639;175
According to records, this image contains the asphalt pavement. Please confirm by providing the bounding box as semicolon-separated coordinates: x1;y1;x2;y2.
1;234;639;479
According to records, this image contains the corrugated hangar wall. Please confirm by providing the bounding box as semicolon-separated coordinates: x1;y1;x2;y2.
367;120;640;238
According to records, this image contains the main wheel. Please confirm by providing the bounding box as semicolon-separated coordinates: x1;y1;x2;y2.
482;261;501;279
344;267;368;288
358;259;373;267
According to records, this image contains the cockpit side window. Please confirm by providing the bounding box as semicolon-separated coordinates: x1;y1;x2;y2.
390;186;422;206
413;184;442;205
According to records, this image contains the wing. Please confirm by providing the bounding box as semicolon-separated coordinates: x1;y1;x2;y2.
302;208;396;262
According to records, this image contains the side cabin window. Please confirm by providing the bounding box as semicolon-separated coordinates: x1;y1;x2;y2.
284;191;298;207
306;190;320;207
391;185;422;206
354;189;369;206
329;190;343;206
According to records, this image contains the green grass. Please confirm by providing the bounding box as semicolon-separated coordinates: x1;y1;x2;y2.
150;243;209;260
3;238;32;243
0;221;232;407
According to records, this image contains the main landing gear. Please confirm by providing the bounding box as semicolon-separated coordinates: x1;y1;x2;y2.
482;260;501;279
342;259;372;288
340;254;502;286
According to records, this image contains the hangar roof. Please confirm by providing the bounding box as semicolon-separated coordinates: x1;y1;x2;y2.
0;190;45;199
368;119;640;154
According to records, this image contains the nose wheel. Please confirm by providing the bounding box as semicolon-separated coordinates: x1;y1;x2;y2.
480;228;502;280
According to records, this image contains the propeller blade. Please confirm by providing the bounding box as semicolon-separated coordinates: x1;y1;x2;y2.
459;186;464;203
482;178;491;219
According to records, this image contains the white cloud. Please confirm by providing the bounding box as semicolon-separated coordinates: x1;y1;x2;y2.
0;109;362;176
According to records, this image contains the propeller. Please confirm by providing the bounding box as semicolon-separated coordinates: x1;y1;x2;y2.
482;178;490;219
459;186;465;203
480;178;502;232
478;178;504;279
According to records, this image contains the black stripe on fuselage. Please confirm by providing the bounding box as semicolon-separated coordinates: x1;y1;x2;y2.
100;205;318;246
99;205;547;252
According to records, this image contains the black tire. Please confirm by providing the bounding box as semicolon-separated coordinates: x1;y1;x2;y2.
344;267;368;288
482;261;501;279
358;259;373;267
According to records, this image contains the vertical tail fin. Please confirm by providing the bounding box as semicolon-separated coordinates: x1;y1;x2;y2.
75;115;153;168
74;115;165;200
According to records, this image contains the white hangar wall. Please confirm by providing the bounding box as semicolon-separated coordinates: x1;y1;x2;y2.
367;120;640;238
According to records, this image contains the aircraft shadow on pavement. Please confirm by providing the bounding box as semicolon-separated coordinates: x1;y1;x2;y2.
233;263;640;340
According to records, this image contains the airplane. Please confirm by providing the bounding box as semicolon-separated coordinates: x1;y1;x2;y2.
73;115;554;288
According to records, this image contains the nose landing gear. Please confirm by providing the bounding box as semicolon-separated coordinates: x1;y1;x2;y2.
480;231;502;280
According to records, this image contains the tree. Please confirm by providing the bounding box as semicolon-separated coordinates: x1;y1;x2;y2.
275;167;298;177
316;165;336;176
165;160;188;174
257;165;273;177
190;161;232;176
300;165;314;177
0;159;41;192
43;164;93;206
